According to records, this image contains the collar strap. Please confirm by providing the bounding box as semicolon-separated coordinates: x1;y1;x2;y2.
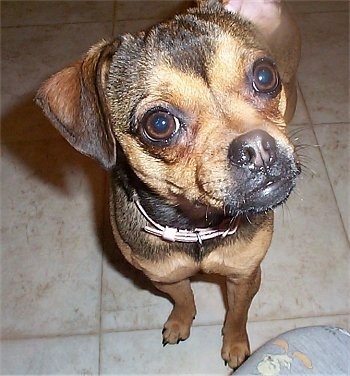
134;198;240;244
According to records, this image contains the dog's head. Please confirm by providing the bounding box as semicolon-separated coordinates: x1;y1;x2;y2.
36;0;300;227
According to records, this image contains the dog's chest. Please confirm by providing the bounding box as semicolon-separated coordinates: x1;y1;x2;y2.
113;225;270;283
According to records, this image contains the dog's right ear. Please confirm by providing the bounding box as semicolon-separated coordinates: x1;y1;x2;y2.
35;39;119;170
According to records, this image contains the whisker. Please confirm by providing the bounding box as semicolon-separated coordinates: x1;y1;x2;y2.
288;126;305;139
300;167;315;179
228;213;238;225
281;201;292;224
245;213;253;224
291;186;304;201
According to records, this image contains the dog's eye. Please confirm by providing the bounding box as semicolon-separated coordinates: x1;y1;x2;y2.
141;110;180;144
252;58;281;96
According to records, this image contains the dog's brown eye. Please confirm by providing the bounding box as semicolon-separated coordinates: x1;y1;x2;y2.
141;110;180;144
252;58;280;95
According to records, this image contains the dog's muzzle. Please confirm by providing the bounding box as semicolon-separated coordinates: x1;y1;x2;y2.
226;129;299;214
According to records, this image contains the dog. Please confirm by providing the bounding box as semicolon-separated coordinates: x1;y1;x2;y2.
35;0;300;369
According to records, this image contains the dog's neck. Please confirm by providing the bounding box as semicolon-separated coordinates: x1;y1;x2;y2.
137;187;226;229
133;194;240;244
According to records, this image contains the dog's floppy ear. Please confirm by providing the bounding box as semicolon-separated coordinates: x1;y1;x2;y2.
35;39;119;170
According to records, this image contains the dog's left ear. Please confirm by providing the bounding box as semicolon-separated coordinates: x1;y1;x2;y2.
35;40;118;170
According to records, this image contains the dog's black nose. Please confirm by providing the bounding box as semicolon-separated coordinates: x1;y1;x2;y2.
228;130;277;171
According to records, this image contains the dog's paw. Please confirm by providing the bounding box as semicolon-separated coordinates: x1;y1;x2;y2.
161;307;195;346
221;335;250;370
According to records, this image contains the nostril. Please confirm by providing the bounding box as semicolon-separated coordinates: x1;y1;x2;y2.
228;140;253;167
229;141;257;168
228;130;277;170
241;145;256;165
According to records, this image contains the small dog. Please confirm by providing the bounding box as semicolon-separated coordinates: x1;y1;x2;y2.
36;0;300;369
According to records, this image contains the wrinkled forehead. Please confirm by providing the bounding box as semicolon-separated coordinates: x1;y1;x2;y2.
146;20;215;82
139;17;269;110
144;12;263;80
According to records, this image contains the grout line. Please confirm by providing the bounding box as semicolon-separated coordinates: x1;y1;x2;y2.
2;313;348;342
294;10;349;15
312;121;349;128
98;250;104;373
0;330;100;342
98;284;103;369
2;21;114;29
96;312;350;336
248;313;350;325
97;174;111;373
296;80;313;127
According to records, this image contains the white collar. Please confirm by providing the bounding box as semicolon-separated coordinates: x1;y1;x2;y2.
134;198;240;245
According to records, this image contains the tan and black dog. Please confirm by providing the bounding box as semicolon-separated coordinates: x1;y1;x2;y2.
36;0;300;369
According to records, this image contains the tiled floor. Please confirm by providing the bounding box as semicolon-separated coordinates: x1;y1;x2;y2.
1;1;349;374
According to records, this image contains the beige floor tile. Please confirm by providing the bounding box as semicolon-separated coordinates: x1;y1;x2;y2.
1;334;99;374
114;18;160;35
314;123;350;238
288;0;349;14
102;251;171;332
1;140;106;338
100;324;230;374
115;1;193;21
1;22;113;143
113;0;193;35
1;1;114;27
297;11;349;124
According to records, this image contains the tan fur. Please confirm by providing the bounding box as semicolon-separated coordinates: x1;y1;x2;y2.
202;212;273;276
36;0;300;370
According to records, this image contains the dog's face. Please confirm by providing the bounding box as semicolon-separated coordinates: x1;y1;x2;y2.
108;8;299;220
36;2;300;226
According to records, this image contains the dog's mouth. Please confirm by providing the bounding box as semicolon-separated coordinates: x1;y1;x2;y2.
189;177;296;223
237;177;296;213
181;166;299;225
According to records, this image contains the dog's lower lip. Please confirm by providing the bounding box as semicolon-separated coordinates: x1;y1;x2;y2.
261;179;293;198
261;180;284;196
243;178;295;210
251;179;293;197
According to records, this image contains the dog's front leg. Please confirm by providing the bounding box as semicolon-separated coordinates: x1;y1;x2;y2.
153;279;197;346
221;268;261;369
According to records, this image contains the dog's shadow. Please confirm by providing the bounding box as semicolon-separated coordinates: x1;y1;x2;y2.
1;94;104;232
2;93;228;314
